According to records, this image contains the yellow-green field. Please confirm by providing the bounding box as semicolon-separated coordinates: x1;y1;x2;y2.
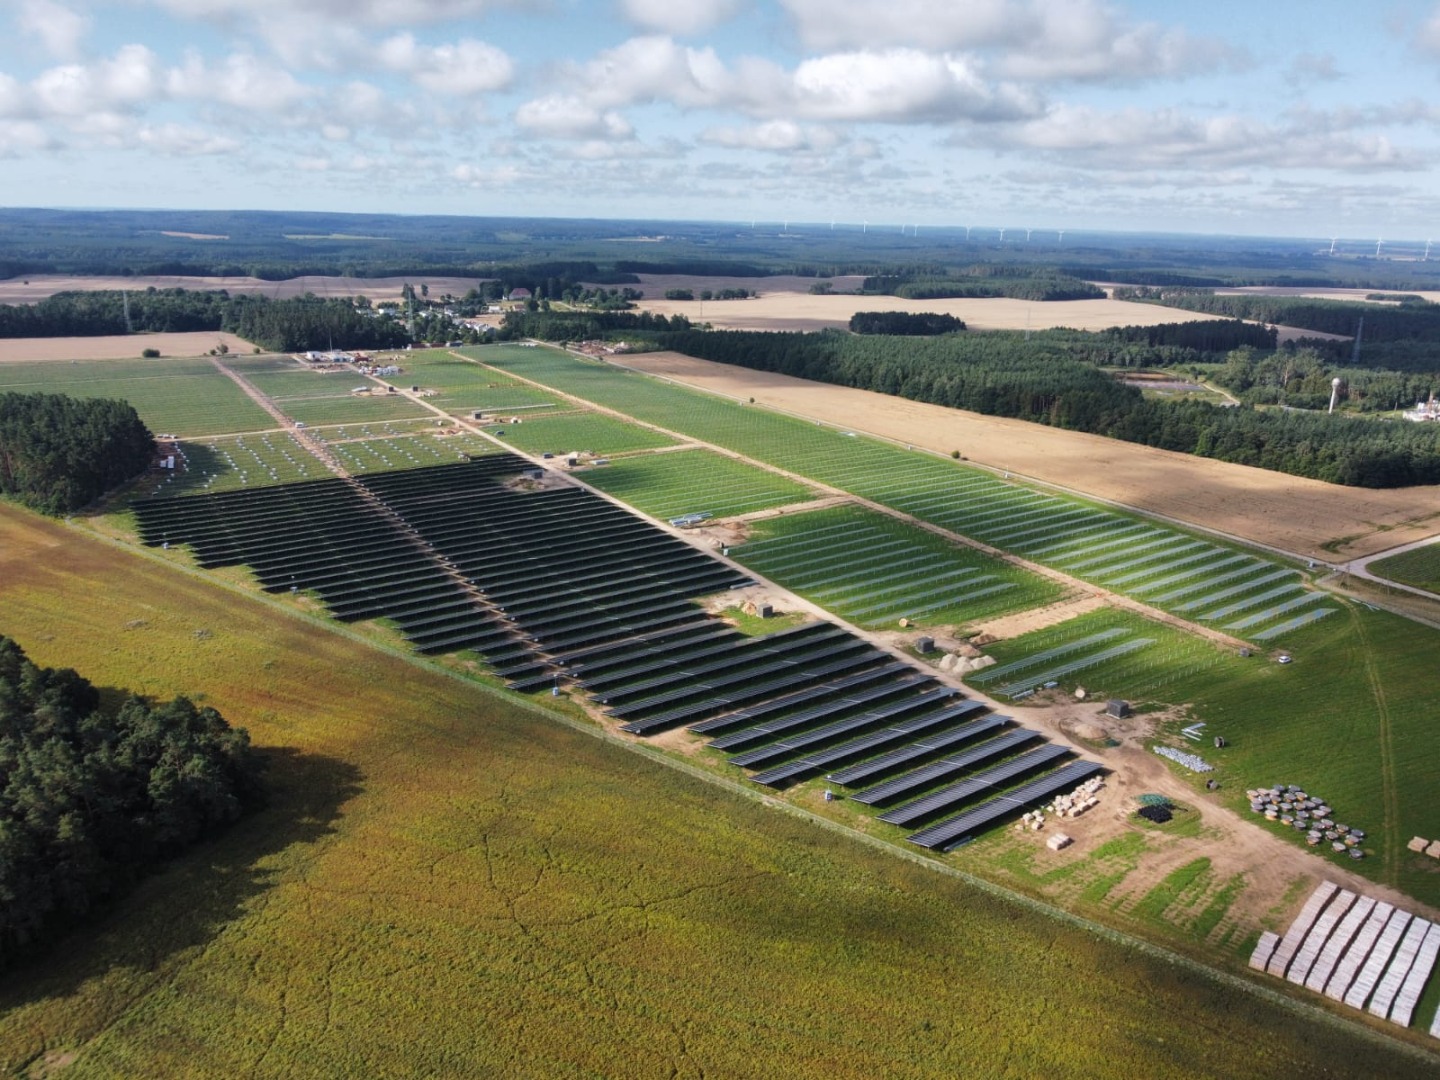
1;507;1433;1078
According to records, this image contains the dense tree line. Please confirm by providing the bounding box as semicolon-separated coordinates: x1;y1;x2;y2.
1106;319;1275;351
0;392;154;514
638;329;1440;487
1116;288;1440;344
850;311;966;335
222;295;410;352
862;267;1104;301
0;636;260;968
0;290;412;352
1211;346;1440;413
0;289;230;337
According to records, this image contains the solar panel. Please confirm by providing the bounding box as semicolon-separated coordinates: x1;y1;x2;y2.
727;689;960;769
824;714;1011;787
905;760;1104;850
878;744;1072;826
849;727;1042;806
748;700;986;787
689;662;913;735
706;676;929;751
619;651;892;734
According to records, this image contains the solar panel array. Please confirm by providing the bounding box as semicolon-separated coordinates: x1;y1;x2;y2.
136;453;1106;847
134;455;751;690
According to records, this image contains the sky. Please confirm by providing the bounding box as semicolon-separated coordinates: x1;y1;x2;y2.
2;0;1440;239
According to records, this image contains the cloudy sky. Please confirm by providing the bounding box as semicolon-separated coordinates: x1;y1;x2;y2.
2;0;1440;238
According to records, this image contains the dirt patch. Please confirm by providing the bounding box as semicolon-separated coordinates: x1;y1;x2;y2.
638;293;1228;333
1009;698;1438;932
0;332;257;362
611;351;1440;560
969;594;1106;642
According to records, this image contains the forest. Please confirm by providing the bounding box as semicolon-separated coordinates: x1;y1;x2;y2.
0;289;411;352
627;328;1440;487
1210;346;1440;413
1116;287;1440;345
0;392;155;514
850;311;966;335
0;636;260;968
862;266;1105;301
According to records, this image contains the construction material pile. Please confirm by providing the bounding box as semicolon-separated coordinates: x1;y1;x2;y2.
1047;774;1105;819
1154;745;1213;773
1247;785;1366;858
1138;803;1174;824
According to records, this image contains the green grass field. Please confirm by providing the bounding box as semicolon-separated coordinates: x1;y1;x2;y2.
1;506;1434;1078
734;504;1062;628
578;448;818;520
967;604;1440;908
488;409;679;456
1368;544;1440;593
468;346;1322;638
387;348;561;412
0;356;275;436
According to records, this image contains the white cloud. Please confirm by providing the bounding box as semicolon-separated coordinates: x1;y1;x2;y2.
514;95;634;139
789;49;1037;122
618;0;741;36
1421;6;1440;55
150;0;497;25
1284;52;1342;87
527;36;1038;129
17;0;91;61
702;119;840;153
375;34;513;95
30;45;161;118
452;161;531;187
166;52;310;110
0;119;58;155
988;104;1417;172
136;122;241;155
0;75;25;118
778;0;1244;83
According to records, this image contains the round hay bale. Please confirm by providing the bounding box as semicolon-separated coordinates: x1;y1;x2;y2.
1073;685;1088;701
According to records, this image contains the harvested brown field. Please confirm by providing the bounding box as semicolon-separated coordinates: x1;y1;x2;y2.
637;292;1228;333
0;331;257;362
615;351;1440;560
0;274;489;305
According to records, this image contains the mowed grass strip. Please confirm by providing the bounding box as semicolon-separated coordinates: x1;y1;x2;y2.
579;448;816;520
0;356;274;436
0;506;1434;1078
391;349;559;412
469;345;1302;623
734;504;1061;629
490;410;679;456
1368;543;1440;594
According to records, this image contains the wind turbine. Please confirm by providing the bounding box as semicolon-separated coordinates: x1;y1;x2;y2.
1025;228;1033;242
1057;229;1065;243
1375;237;1384;257
863;220;868;234
998;227;1006;243
1328;237;1338;256
964;225;972;241
1426;239;1433;262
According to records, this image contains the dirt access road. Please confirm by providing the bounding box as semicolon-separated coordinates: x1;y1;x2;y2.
613;351;1440;561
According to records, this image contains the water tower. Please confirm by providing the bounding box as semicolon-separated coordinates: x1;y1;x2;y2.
1328;376;1342;414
